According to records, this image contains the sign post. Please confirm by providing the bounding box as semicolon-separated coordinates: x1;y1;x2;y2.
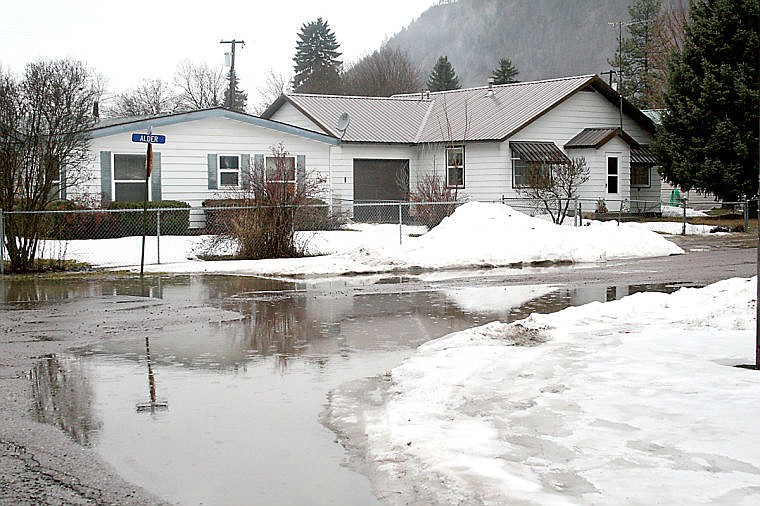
131;129;166;276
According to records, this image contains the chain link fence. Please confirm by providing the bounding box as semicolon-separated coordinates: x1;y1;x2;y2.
0;197;753;273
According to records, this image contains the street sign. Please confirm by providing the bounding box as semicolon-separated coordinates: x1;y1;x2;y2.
131;133;166;144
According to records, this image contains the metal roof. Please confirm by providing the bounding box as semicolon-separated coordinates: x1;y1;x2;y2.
631;146;658;165
564;127;639;149
277;94;434;143
509;141;570;164
264;75;654;144
87;107;339;145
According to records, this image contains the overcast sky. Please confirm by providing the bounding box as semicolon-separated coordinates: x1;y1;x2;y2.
1;0;433;108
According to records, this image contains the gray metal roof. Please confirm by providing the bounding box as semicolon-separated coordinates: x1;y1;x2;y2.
281;94;434;143
273;75;621;144
631;146;658;165
87;107;339;145
509;141;570;164
565;127;640;149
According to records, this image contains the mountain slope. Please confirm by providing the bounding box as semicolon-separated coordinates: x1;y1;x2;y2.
386;0;664;87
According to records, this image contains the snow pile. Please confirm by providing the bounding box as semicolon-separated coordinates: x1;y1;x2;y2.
661;204;708;218
352;278;760;504
38;202;684;276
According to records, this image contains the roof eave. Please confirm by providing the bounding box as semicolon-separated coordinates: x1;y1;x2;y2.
88;108;340;146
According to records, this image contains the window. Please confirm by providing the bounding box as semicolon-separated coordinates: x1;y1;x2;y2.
49;167;61;200
219;155;240;187
512;155;550;188
113;153;147;202
607;155;619;194
631;165;650;187
446;146;464;188
265;156;296;183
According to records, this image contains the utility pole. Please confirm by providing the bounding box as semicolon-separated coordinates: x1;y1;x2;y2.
220;39;245;109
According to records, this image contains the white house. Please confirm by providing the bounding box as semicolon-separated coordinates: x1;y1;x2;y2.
262;74;661;213
80;108;338;209
77;75;660;226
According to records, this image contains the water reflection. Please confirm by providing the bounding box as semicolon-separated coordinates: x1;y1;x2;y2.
29;355;101;446
136;336;168;413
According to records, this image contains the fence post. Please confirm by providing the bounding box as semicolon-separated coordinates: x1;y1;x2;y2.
574;197;579;226
578;201;583;226
617;199;624;226
156;208;161;265
0;209;4;275
744;199;749;232
398;203;403;246
681;197;687;236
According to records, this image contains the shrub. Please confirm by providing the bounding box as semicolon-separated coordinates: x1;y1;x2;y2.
42;200;116;240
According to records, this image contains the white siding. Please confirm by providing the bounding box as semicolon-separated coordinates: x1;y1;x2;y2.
84;116;334;225
269;102;327;134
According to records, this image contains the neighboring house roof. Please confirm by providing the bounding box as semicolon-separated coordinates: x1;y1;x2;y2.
642;109;666;125
87;107;340;145
631;146;658;165
262;75;655;144
564;127;640;149
510;141;571;164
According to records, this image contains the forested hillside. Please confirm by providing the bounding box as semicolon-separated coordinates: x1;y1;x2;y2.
385;0;677;86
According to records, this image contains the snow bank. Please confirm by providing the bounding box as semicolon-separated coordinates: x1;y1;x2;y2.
661;204;708;218
38;202;683;276
353;278;760;504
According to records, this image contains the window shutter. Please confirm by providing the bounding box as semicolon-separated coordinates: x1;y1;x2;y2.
151;151;162;201
296;155;306;189
207;153;218;189
100;151;112;205
60;167;67;200
241;154;251;189
254;154;265;182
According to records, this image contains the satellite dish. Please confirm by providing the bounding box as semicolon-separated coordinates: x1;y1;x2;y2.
336;112;350;138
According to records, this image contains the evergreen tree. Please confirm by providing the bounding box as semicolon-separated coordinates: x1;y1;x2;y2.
491;57;519;84
427;56;461;92
653;0;759;201
293;17;342;93
223;68;247;112
608;0;662;108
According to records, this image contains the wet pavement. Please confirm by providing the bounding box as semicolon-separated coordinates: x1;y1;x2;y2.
10;275;695;505
1;238;756;505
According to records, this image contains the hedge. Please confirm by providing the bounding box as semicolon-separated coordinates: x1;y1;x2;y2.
108;201;190;236
201;198;330;233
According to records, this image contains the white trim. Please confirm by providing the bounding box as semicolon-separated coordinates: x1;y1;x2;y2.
606;153;620;195
112;152;151;201
218;154;241;188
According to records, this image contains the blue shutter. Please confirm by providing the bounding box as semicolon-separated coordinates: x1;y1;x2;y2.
100;151;112;205
241;154;251;189
296;155;306;190
207;154;218;189
151;151;162;201
254;154;265;182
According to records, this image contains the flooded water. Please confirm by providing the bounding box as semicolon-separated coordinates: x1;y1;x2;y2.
10;275;690;505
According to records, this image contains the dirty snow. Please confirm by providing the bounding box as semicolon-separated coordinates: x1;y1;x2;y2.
35;202;683;276
336;277;760;505
661;204;708;218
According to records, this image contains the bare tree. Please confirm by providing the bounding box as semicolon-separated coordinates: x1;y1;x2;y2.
0;59;99;272
342;46;422;96
516;157;590;224
107;78;177;117
251;69;291;115
646;2;689;108
174;60;226;110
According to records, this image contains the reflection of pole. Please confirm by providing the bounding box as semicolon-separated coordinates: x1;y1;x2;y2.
136;335;168;413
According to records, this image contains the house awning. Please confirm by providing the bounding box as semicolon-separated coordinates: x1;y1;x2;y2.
631;146;658;165
509;141;570;164
564;127;640;149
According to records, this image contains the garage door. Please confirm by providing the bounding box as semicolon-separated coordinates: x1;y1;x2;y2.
353;159;410;222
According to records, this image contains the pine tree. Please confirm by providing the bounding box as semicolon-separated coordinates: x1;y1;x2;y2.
427;56;461;92
491;58;519;84
292;18;342;93
608;0;662;108
653;0;759;201
223;68;247;112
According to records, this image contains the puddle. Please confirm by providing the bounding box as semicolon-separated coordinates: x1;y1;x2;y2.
16;275;687;505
